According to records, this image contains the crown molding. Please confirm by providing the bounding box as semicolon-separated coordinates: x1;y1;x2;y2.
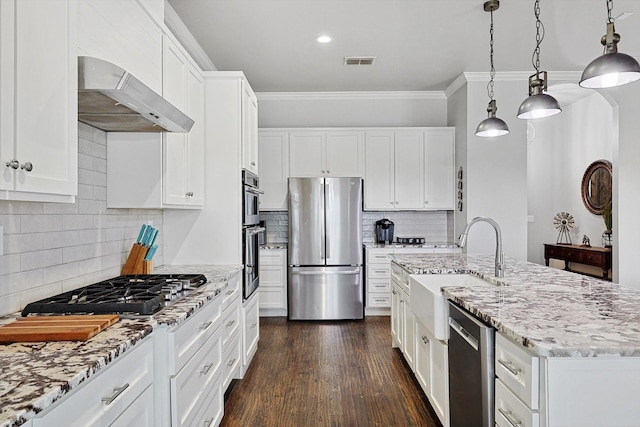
256;91;446;101
164;1;217;71
446;71;584;97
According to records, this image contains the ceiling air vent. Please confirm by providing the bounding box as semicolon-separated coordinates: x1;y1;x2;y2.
344;56;377;66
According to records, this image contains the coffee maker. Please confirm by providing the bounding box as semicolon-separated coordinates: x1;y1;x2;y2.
375;218;395;244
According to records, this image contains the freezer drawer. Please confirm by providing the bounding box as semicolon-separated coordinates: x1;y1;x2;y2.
288;266;364;320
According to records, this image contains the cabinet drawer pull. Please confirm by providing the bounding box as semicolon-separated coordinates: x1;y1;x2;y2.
422;335;429;344
6;160;19;169
251;322;258;329
200;321;213;331
374;299;387;302
498;408;522;426
498;359;522;376
101;383;130;405
204;419;214;427
226;320;235;328
200;363;214;375
226;290;235;296
251;161;256;166
226;358;236;367
373;270;387;274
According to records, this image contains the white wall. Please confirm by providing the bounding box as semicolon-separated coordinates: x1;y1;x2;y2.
608;82;640;287
448;77;529;261
447;82;468;243
527;91;614;265
0;123;163;317
257;92;447;128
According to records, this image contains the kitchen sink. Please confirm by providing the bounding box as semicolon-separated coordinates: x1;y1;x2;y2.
409;274;492;340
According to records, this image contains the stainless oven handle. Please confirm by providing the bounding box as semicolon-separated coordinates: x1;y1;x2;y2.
246;227;266;235
245;186;264;195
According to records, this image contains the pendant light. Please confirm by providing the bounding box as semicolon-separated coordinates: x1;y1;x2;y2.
517;0;561;120
580;0;640;88
476;0;510;137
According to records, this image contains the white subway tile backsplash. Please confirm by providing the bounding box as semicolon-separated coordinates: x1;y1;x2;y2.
0;254;20;276
260;210;453;244
0;124;163;317
21;249;63;271
5;233;43;255
21;215;64;233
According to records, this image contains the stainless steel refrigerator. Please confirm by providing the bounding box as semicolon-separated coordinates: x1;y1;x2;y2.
288;177;363;320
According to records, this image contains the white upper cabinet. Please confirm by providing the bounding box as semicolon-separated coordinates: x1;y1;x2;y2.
393;131;424;209
289;130;363;177
163;35;204;208
0;0;78;203
364;130;423;210
107;34;204;209
242;83;259;175
364;128;454;211
424;129;455;210
364;132;395;210
258;131;289;211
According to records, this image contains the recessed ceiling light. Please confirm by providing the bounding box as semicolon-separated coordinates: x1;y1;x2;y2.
316;35;332;43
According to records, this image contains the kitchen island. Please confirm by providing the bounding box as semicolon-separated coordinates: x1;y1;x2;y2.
391;253;640;426
0;265;241;427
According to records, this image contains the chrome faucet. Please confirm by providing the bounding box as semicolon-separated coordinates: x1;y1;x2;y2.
458;216;505;278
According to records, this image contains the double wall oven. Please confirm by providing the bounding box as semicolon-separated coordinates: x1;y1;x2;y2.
242;170;265;301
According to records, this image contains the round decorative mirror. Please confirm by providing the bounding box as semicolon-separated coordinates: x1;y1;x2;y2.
581;159;612;215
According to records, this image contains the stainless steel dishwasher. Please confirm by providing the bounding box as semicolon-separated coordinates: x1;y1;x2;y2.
448;301;495;427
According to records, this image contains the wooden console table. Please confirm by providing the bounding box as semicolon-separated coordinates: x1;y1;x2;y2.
544;243;612;281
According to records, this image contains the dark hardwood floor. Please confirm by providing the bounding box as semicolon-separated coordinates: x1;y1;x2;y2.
221;316;441;427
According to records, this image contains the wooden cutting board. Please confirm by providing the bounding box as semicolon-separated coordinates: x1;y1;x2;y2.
0;314;119;343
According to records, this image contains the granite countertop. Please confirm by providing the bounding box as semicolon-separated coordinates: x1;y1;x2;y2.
390;253;640;358
364;242;459;249
0;265;242;427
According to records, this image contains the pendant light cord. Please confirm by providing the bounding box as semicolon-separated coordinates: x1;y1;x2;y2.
532;0;545;74
607;0;614;23
487;8;495;101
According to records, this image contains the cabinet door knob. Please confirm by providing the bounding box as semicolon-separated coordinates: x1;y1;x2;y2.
322;170;326;173
390;201;394;205
422;335;429;344
327;170;330;174
395;201;399;205
5;160;19;169
251;161;256;166
20;162;33;172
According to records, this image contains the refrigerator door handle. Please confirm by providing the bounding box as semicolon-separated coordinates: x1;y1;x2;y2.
297;268;361;276
325;180;331;261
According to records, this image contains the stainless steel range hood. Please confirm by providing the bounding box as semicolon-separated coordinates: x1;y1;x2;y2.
78;56;194;133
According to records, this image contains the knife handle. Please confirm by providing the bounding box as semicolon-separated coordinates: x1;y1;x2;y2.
136;224;147;243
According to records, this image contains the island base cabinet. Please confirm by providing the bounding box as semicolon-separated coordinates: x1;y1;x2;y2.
543;357;640;427
415;320;449;427
495;380;539;427
242;291;260;375
32;338;154;427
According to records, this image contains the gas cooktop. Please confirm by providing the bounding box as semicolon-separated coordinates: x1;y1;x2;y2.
21;274;208;317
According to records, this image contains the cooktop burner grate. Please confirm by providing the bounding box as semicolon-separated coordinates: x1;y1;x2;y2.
21;274;208;317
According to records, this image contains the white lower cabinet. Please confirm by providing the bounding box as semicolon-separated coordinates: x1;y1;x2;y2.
366;247;461;316
259;248;288;316
33;337;155;427
242;291;260;375
415;321;449;427
220;276;243;391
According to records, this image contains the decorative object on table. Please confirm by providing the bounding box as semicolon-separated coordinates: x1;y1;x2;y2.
581;235;591;247
581;159;612;215
457;167;464;211
553;212;574;245
601;199;613;247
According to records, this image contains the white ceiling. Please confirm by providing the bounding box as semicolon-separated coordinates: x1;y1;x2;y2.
167;0;640;93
